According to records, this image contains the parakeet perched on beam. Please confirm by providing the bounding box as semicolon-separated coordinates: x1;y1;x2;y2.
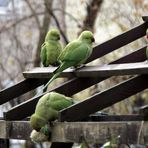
42;30;95;91
40;29;62;67
30;92;74;132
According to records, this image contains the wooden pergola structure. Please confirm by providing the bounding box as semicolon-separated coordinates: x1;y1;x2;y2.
0;16;148;147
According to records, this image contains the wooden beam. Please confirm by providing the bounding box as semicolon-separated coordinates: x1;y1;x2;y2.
4;46;147;121
59;75;148;121
87;22;148;63
76;62;148;77
51;122;148;145
23;62;148;78
0;78;48;105
87;115;147;122
0;120;147;145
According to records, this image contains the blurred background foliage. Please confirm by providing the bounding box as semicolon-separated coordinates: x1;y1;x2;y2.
0;0;148;147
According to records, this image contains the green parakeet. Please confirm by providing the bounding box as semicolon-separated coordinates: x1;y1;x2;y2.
30;92;74;132
40;29;62;67
42;30;95;90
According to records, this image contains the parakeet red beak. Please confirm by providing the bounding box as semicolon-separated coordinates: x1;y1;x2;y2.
146;34;148;39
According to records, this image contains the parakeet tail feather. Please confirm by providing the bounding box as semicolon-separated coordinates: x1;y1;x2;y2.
42;61;73;92
42;72;61;92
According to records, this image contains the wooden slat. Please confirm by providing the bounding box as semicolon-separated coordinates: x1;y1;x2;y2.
0;120;147;144
76;62;148;77
51;121;148;144
0;78;48;105
4;46;147;120
23;62;148;78
87;22;148;63
59;75;148;121
87;115;147;121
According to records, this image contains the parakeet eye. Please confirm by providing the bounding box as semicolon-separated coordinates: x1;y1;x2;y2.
36;128;41;132
91;37;95;42
57;36;60;40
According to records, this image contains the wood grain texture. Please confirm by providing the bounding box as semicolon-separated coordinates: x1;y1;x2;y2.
0;120;147;145
23;62;148;78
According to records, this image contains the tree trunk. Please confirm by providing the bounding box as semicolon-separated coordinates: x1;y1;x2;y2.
81;0;103;32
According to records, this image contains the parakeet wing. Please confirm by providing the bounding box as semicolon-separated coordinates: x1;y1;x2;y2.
59;40;92;65
40;43;47;67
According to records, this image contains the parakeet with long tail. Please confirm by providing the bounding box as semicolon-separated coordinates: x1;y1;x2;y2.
40;29;62;67
42;30;95;91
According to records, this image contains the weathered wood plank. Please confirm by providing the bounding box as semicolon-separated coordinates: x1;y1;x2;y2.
87;115;147;121
87;22;148;63
51;122;148;144
0;120;147;144
23;62;148;78
76;62;148;77
4;46;147;120
59;75;148;121
0;78;48;105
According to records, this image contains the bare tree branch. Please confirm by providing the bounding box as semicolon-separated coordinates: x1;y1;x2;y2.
0;11;45;33
24;0;41;29
81;0;103;32
45;1;69;44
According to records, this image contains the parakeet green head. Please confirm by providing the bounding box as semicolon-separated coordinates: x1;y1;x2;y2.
45;29;60;41
30;114;47;131
79;31;95;44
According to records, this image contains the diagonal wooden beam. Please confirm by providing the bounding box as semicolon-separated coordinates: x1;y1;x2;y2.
0;78;48;105
4;46;147;120
87;22;148;63
59;75;148;121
